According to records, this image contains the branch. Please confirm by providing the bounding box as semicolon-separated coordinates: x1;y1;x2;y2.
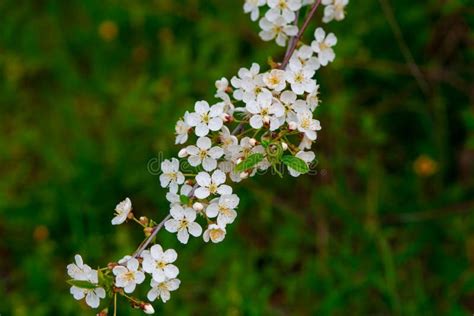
280;0;322;70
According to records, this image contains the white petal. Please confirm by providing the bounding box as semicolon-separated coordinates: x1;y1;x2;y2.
195;100;210;114
177;228;190;244
187;222;203;237
194;187;210;199
195;172;211;186
164;219;179;233
195;124;209;137
163;249;177;263
197;136;212;150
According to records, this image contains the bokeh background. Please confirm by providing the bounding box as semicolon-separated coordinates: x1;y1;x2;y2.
1;0;473;315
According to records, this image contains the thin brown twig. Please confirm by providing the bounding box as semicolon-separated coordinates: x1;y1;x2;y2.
280;0;322;70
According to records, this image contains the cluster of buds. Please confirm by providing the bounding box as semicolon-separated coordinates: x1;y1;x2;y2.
67;0;349;313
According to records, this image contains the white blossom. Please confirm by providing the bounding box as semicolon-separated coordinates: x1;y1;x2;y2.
219;126;239;155
112;258;145;293
175;118;190;144
185;101;224;137
186;136;224;171
67;254;92;281
160;158;185;193
165;205;202;244
295;110;321;140
259;16;298;47
111;197;132;225
289;45;320;73
142;244;179;282
203;224;227;243
246;90;285;131
206;194;240;226
322;0;349;23
147;278;181;303
194;170;233;199
244;0;266;21
231;63;266;103
215;77;229;93
70;285;106;309
285;62;316;95
266;0;302;23
263;69;287;91
166;184;193;206
311;27;337;66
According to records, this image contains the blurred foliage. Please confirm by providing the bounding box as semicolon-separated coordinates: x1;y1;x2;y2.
0;0;473;315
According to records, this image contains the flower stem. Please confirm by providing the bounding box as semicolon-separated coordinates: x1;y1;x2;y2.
280;0;322;70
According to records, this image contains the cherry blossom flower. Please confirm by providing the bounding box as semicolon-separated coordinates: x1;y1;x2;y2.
112;258;145;293
259;16;298;47
160;158;185;193
194;170;233;199
203;224;227;243
175;119;190;144
263;69;287;91
285;62;317;95
311;27;337;66
289;45;320;73
266;0;302;23
70;284;106;309
111;197;132;225
244;0;266;21
185;101;224;137
147;278;181;303
67;254;93;281
295;110;321;140
142;244;179;282
186;136;224;171
165;184;193;206
246;90;285;130
322;0;349;23
165;205;202;244
206;194;240;226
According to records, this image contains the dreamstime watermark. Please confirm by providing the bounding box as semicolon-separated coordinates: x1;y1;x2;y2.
146;151;320;177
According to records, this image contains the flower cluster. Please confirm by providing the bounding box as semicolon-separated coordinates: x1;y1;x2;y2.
243;0;348;46
67;0;349;314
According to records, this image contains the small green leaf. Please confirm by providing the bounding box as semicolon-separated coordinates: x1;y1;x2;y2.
235;153;264;172
261;139;270;148
281;155;309;174
67;279;98;289
180;195;190;204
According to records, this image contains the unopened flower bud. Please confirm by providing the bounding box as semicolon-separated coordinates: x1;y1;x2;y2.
107;262;118;270
193;202;204;212
239;171;249;179
144;227;154;237
288;121;297;130
221;113;232;122
142;303;155;314
236;157;243;165
249;138;257;146
139;216;149;226
178;148;188;158
281;142;288;151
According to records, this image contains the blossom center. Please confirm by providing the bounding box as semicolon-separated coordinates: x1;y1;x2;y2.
209;183;218;194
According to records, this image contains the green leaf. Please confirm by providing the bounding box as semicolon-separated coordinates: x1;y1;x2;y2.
67;279;98;289
281;155;309;174
180;194;190;204
235;153;264;172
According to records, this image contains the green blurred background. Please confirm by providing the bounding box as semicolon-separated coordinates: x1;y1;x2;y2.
1;0;473;315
